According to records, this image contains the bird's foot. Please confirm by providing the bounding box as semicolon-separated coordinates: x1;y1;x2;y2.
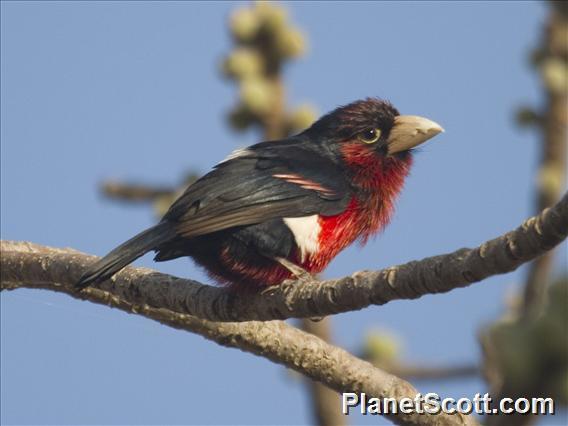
260;284;280;296
275;257;315;283
274;258;322;320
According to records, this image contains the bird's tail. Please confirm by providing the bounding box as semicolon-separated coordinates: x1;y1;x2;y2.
76;222;176;289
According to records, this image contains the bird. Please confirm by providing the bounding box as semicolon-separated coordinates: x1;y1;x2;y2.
77;98;443;292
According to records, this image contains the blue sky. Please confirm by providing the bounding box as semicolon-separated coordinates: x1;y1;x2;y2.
1;1;565;425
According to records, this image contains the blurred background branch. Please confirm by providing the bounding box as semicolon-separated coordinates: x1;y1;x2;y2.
484;2;568;425
519;0;567;321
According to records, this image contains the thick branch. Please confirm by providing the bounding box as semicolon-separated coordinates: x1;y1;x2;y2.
0;244;475;426
3;192;565;323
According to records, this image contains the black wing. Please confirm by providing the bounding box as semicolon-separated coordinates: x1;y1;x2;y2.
163;137;352;238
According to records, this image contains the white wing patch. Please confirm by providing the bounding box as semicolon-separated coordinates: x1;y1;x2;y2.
283;215;321;262
217;147;252;165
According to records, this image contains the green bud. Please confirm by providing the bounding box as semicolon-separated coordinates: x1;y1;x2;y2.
538;165;563;200
541;58;568;93
256;1;288;32
230;7;260;42
288;104;317;131
363;330;401;365
276;28;306;58
222;48;263;80
240;77;273;114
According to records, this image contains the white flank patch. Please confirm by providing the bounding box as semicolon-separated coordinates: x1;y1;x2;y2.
283;215;321;262
217;147;252;165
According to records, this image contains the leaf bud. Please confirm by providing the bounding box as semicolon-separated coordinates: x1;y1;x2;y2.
230;7;260;42
240;77;273;114
276;28;306;58
288;104;317;131
221;48;263;80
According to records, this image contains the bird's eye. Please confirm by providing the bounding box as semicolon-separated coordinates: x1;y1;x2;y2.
357;128;381;144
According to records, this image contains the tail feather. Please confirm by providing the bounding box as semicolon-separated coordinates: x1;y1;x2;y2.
76;222;176;289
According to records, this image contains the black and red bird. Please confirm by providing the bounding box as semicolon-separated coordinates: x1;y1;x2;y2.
77;98;443;291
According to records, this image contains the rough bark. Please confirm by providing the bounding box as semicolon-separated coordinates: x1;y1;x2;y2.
302;317;347;426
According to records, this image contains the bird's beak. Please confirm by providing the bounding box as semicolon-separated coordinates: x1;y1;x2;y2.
387;115;444;154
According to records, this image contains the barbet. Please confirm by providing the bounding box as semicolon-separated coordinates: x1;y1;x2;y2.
77;98;443;291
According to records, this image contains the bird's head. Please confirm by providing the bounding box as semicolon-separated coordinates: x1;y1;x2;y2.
305;97;443;161
303;97;444;190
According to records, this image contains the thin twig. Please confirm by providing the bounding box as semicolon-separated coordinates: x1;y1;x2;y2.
389;364;479;381
101;181;176;203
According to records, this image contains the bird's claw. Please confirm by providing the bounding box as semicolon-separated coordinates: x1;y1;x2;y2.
275;257;315;283
260;285;280;296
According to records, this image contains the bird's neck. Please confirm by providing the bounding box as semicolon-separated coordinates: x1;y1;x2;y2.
352;152;412;240
341;144;413;194
344;151;412;242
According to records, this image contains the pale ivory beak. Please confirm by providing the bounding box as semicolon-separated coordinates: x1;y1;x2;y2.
387;115;444;154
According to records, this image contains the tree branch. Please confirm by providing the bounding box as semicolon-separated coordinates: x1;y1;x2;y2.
3;192;565;324
301;317;346;426
0;243;476;426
